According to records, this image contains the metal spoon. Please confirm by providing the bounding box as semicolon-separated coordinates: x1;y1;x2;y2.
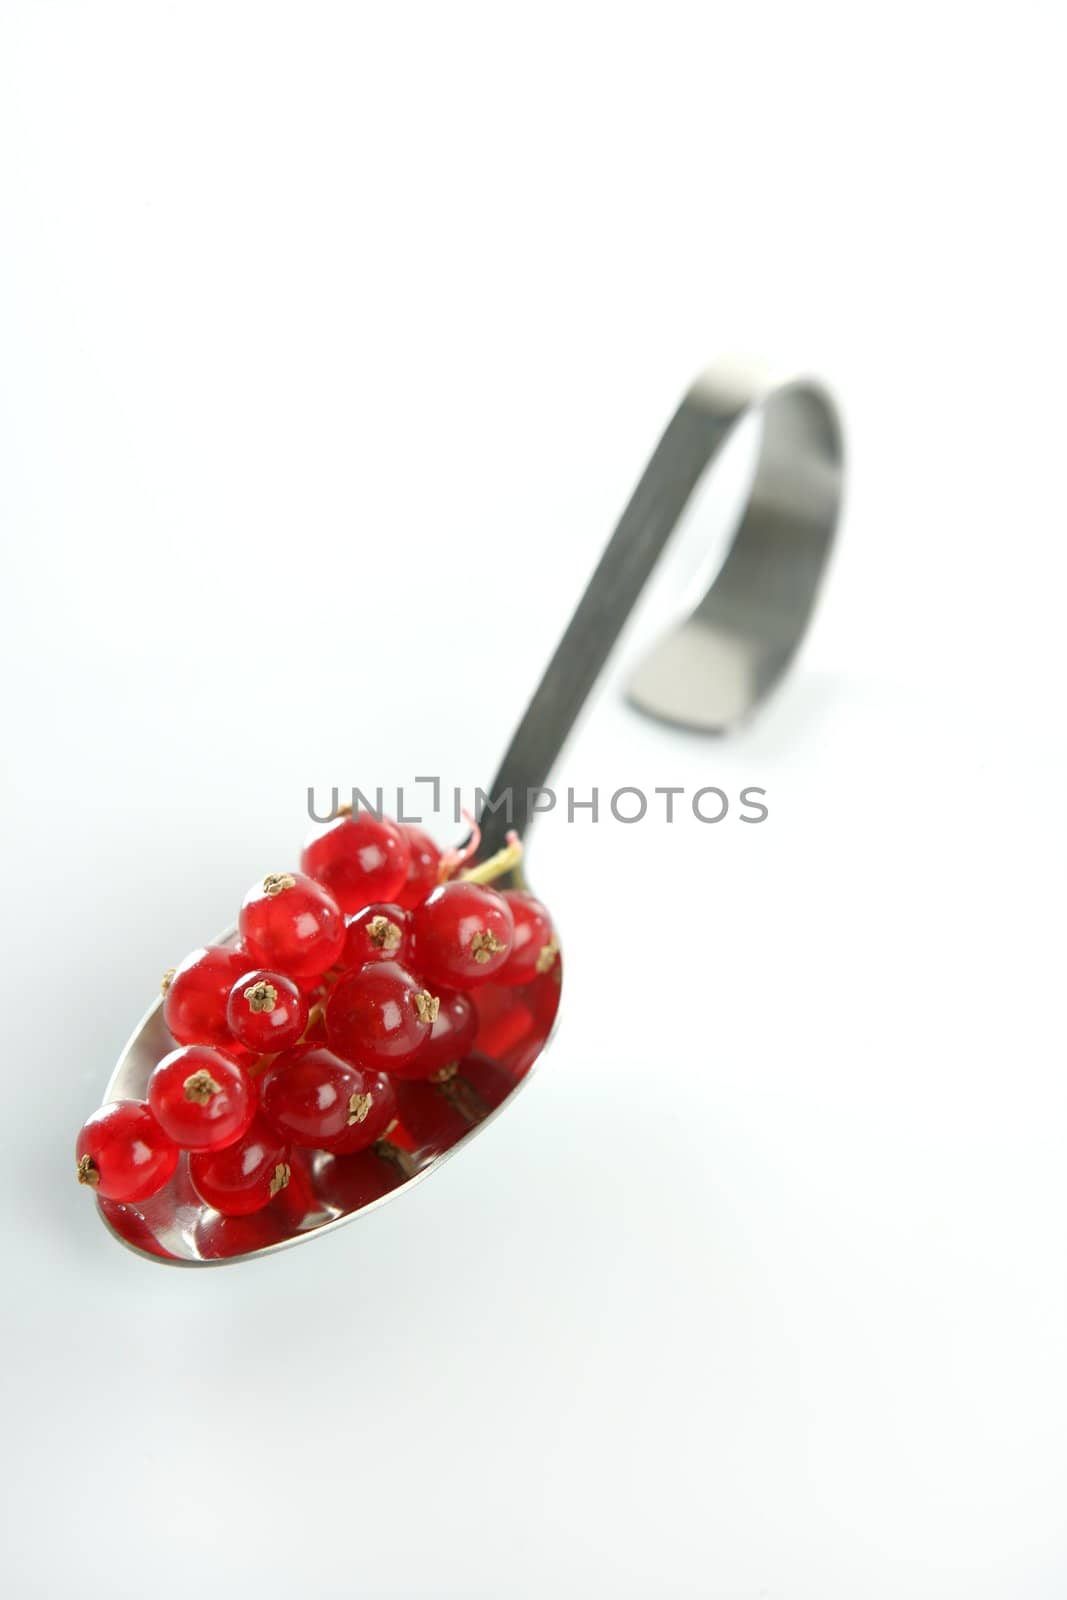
95;357;844;1265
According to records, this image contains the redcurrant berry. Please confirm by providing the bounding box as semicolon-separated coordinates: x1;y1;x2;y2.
163;944;257;1048
394;824;442;910
342;904;412;969
325;960;438;1070
226;968;309;1053
496;891;559;985
301;813;410;914
411;881;515;988
318;1068;397;1155
259;1045;379;1149
189;1117;291;1216
238;871;345;980
147;1044;255;1151
76;1100;178;1202
391;989;477;1081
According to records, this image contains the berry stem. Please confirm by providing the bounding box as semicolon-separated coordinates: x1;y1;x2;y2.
438;813;482;882
246;1052;279;1079
459;831;524;887
302;1002;325;1039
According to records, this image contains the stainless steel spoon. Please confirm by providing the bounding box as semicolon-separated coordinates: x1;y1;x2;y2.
95;357;844;1265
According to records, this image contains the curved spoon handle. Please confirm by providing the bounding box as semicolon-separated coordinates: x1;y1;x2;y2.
478;358;844;859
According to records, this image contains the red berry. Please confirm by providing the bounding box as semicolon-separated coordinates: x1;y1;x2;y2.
394;824;442;909
259;1045;382;1149
342;904;412;969
325;960;438;1070
238;871;344;980
76;1100;178;1202
391;989;477;1081
163;944;256;1048
147;1044;255;1151
411;881;515;988
318;1068;397;1155
226;969;308;1054
301;813;410;915
189;1116;291;1216
496;891;559;985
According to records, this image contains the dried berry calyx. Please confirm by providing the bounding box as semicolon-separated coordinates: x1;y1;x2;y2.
470;929;505;964
413;990;440;1024
347;1092;373;1125
263;873;297;896
183;1069;221;1104
366;915;402;951
244;980;278;1014
536;936;560;975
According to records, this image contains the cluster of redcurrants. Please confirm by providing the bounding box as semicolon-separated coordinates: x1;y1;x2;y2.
75;814;558;1218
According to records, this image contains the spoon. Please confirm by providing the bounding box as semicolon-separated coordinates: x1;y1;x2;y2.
96;357;843;1265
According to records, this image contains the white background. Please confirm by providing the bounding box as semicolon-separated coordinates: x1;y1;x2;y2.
2;4;1065;1596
